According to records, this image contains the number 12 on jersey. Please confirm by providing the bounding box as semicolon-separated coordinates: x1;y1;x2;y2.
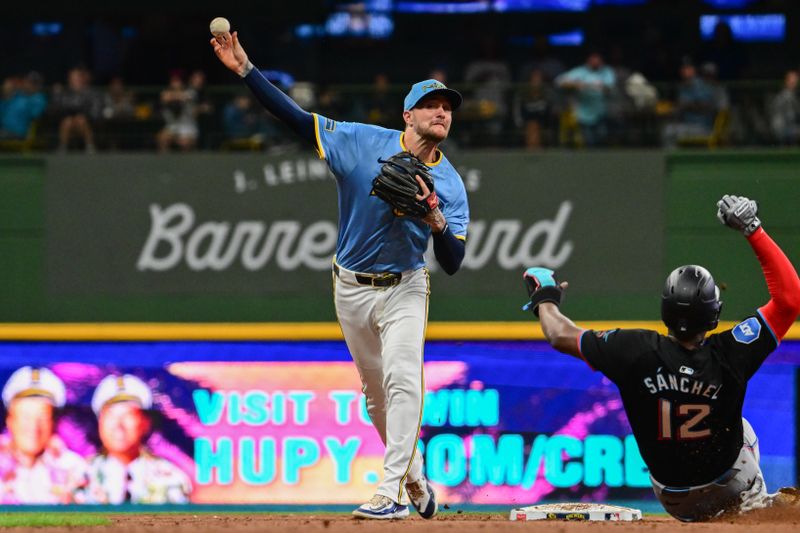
658;399;712;440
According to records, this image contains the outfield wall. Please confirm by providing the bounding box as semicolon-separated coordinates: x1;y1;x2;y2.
1;150;798;323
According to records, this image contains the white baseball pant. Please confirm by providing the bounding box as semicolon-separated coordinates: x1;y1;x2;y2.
651;417;770;521
333;261;428;504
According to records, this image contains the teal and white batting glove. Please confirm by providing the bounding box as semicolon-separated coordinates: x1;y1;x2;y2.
522;267;562;316
716;194;761;236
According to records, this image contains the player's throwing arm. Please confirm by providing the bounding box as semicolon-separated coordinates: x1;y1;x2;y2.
210;20;470;520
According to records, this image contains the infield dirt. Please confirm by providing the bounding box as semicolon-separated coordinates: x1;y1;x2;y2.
4;507;800;533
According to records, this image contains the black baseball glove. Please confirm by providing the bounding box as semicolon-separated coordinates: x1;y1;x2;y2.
371;152;438;218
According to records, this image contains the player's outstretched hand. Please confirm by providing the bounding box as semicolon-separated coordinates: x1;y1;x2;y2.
716;194;761;236
210;31;250;76
522;267;566;316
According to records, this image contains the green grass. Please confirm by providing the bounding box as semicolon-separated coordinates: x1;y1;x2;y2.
0;513;112;527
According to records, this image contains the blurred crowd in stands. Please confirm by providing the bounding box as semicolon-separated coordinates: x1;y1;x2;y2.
1;28;799;153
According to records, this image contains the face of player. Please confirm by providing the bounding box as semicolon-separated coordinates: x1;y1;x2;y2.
6;397;54;459
405;95;452;143
98;402;151;458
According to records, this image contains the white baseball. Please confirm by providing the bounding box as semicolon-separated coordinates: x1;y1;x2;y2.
209;17;231;36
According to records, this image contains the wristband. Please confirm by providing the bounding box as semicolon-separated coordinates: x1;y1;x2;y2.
239;61;255;78
432;221;448;236
527;286;563;317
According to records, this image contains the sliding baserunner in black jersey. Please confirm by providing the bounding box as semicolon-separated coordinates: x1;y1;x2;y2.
522;195;800;521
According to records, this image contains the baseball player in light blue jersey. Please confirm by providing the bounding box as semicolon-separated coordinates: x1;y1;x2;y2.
211;28;469;520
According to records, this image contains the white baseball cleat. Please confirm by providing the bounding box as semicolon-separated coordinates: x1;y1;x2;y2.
352;494;410;520
406;478;438;519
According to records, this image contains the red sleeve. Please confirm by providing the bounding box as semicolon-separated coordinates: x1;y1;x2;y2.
748;227;800;340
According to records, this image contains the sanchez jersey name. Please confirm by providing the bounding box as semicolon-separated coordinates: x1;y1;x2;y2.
642;371;722;399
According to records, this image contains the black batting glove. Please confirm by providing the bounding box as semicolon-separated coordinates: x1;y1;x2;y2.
522;267;563;317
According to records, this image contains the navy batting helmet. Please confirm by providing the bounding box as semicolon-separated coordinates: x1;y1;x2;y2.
661;265;722;340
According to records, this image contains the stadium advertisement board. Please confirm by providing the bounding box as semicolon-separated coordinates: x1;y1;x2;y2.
3;151;800;322
0;340;795;505
44;152;664;321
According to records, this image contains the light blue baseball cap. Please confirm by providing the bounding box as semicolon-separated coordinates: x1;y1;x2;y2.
403;79;463;111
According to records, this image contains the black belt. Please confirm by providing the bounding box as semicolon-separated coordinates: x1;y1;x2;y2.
333;263;402;287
